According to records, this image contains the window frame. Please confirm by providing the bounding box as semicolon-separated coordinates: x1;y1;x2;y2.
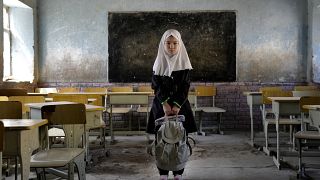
2;2;35;83
3;5;13;81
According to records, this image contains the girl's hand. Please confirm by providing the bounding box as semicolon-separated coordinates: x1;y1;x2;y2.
162;102;172;116
172;105;180;115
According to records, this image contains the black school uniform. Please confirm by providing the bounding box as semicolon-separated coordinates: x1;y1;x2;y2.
146;69;197;134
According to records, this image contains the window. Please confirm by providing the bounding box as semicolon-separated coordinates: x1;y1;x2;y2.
3;6;11;80
2;0;34;82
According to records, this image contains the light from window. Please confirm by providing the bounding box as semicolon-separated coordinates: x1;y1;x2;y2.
3;7;12;81
2;1;34;82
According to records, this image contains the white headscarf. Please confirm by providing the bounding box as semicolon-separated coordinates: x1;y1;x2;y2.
152;29;193;76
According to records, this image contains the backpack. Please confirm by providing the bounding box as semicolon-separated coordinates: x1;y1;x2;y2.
150;115;192;171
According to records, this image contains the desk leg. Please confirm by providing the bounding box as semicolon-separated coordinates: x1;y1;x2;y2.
249;102;254;146
261;105;271;155
109;107;114;143
273;113;281;170
301;113;305;131
19;151;31;180
298;138;303;178
289;116;293;144
146;110;150;142
0;152;2;180
296;138;310;179
104;95;107;110
19;130;35;180
85;131;91;163
217;113;224;135
198;111;205;136
129;112;132;131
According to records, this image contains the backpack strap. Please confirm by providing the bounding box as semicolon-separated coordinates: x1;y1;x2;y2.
147;140;155;156
186;140;192;156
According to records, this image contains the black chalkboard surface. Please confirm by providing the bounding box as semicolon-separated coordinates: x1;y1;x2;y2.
108;12;236;82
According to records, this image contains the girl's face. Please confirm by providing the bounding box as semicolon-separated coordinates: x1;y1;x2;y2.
165;35;180;56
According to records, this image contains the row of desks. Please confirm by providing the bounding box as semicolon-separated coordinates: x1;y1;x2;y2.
28;91;153;107
28;92;107;105
245;91;320;169
0;101;105;180
1;93;152;179
30;92;153;142
245;92;301;146
2;91;318;178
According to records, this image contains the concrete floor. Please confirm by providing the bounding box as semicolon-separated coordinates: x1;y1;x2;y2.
5;131;320;180
85;132;315;180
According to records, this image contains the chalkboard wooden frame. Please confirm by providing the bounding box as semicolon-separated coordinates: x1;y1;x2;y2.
108;11;236;82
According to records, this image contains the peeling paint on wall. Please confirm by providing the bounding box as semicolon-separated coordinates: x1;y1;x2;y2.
40;46;107;82
38;0;307;83
238;37;304;82
313;45;320;82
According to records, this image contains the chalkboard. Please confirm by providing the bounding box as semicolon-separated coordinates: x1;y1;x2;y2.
108;12;236;82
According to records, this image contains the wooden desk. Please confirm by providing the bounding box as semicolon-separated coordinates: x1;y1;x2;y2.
1;119;48;180
26;101;105;162
37;92;106;107
107;92;151;142
303;105;320;112
26;101;104;131
57;92;107;107
303;104;320;111
268;96;301;169
244;91;263;146
44;97;97;103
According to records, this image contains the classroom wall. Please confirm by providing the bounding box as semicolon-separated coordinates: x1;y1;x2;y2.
309;0;320;83
38;0;308;83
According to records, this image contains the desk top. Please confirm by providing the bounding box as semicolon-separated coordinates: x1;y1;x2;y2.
58;92;107;95
268;97;301;102
41;92;154;96
0;119;48;130
243;91;262;96
26;101;76;108
26;101;104;111
303;105;320;111
27;93;48;96
85;104;104;111
107;92;153;95
44;97;96;102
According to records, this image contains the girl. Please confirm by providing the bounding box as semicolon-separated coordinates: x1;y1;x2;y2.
147;29;197;180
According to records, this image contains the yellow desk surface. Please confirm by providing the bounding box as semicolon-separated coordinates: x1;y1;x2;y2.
107;92;152;95
26;101;103;109
44;97;97;102
303;105;320;110
58;92;107;95
268;96;301;102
